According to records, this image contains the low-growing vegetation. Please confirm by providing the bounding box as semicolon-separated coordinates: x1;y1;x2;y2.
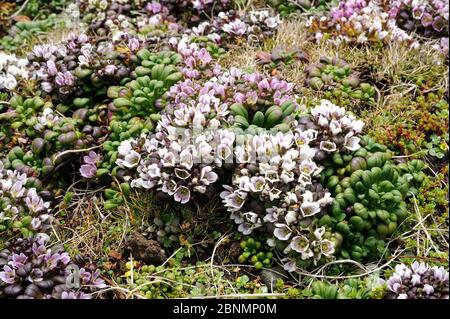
0;0;448;299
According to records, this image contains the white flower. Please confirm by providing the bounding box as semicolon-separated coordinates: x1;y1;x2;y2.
273;224;292;241
320;239;335;256
147;164;161;178
24;189;50;214
116;150;141;168
117;140;133;156
411;261;428;275
222;19;247;36
265;171;280;184
200;166;218;185
174;186;190;204
179;149;194;169
432;266;449;283
249;176;265;192
300;160;318;175
222;190;246;210
264;207;281;223
423;284;434;295
317;115;329;127
285;211;297;225
411;274;421;286
268;187;282;201
320;141;337;152
317;192;333;206
265;16;281;29
267;238;276;248
161;179;177;195
162;152;176;167
344;132;361;151
282;258;298;272
387;274;402;293
280;170;295;183
290;235;310;254
174;168;191;180
313;226;326;240
301;201;322;218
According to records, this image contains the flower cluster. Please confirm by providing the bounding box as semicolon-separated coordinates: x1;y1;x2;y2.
73;0;182;37
163;56;301;132
0;161;52;239
386;262;449;299
79;151;101;179
389;0;449;38
280;225;339;272
28;33;136;102
308;0;417;46
117;124;234;204
220;129;336;266
296;100;364;160
0;236;106;299
221;130;325;232
160;0;231;17
75;0;137;35
185;9;282;48
0;53;29;91
174;39;215;79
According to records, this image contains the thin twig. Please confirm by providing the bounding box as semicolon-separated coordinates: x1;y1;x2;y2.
53;144;103;164
11;0;30;18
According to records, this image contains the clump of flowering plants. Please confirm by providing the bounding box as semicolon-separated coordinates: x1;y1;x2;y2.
28;33;138;103
112;42;303;207
158;0;231;20
0;95;107;185
0;235;106;299
184;9;282;50
94;48;184;186
166;41;303;131
0;53;29;92
75;0;140;36
220;129;338;267
389;0;449;38
296;100;365;161
0;162;52;239
219;100;366;270
307;0;417;46
385;262;449;299
116;116;235;205
71;0;183;37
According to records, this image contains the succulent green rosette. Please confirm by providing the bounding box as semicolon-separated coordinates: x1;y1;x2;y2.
305;57;376;107
108;49;183;120
0;95;106;188
230;100;298;134
319;136;423;261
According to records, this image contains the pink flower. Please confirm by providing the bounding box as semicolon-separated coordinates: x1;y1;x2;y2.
257;79;270;91
146;1;162;14
83;151;99;165
0;265;16;284
80;164;97;179
197;48;212;66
